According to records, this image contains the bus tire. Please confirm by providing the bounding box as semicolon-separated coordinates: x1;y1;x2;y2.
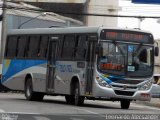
120;99;130;109
34;92;44;101
65;95;74;104
74;82;84;106
25;78;44;101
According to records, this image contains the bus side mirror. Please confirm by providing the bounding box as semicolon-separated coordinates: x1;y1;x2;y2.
155;47;159;56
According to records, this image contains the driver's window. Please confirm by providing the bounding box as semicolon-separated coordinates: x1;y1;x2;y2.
139;49;147;63
138;47;152;66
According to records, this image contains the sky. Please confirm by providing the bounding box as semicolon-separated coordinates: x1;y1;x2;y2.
118;0;160;39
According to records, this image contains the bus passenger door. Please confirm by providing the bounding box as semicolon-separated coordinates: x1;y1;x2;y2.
46;37;58;92
85;35;97;95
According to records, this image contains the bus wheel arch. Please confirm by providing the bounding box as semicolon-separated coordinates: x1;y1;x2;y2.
65;76;84;105
65;76;78;104
25;74;32;87
24;75;34;101
71;76;85;106
70;76;79;95
24;74;44;101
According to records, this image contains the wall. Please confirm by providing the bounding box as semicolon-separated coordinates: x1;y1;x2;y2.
25;0;119;26
86;0;119;26
7;15;67;29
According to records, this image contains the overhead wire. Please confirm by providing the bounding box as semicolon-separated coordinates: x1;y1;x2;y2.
1;2;160;19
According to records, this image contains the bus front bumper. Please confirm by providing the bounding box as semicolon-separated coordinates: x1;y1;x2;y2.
92;84;151;101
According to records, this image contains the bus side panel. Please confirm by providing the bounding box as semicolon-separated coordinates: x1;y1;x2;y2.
2;59;25;90
2;75;25;91
54;61;86;95
2;59;47;92
31;63;47;92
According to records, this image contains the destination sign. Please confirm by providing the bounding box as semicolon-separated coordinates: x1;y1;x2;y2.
100;30;153;44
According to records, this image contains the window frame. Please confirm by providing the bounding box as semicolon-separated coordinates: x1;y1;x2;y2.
5;36;18;59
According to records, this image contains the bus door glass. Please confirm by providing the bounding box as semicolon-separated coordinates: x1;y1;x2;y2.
85;35;97;95
46;36;58;92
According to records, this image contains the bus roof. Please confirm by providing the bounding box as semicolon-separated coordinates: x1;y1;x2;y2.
7;26;152;36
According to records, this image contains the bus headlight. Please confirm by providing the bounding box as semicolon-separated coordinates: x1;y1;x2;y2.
96;76;111;88
139;80;152;91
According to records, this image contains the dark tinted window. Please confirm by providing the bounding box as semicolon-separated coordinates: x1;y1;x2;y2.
75;35;87;59
5;36;18;58
27;36;40;58
61;35;75;59
17;36;28;58
38;36;49;58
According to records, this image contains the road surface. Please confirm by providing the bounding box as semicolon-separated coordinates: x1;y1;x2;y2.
0;93;159;120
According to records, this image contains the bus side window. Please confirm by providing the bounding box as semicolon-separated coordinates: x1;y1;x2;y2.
75;35;87;60
27;36;40;58
61;35;75;59
38;36;49;59
17;36;28;58
5;36;18;58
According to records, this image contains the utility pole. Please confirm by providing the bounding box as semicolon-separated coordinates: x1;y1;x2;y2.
1;0;7;63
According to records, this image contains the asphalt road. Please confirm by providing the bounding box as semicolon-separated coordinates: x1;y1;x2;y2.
0;93;159;120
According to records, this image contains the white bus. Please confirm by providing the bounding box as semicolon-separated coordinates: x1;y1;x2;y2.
1;27;158;109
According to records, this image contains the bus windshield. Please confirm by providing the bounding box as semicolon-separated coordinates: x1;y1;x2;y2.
97;41;154;77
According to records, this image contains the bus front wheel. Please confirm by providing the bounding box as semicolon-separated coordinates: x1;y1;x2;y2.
74;82;84;106
120;99;130;109
65;95;74;104
25;78;44;101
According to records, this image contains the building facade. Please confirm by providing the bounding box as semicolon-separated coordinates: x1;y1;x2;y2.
8;0;119;26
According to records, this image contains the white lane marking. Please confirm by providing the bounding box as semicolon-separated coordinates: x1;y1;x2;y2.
74;107;99;115
73;107;105;118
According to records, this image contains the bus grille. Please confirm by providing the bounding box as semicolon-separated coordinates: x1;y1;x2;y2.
112;84;137;89
114;90;135;96
113;80;142;85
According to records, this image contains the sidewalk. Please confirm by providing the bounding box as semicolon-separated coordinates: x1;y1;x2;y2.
134;98;160;108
